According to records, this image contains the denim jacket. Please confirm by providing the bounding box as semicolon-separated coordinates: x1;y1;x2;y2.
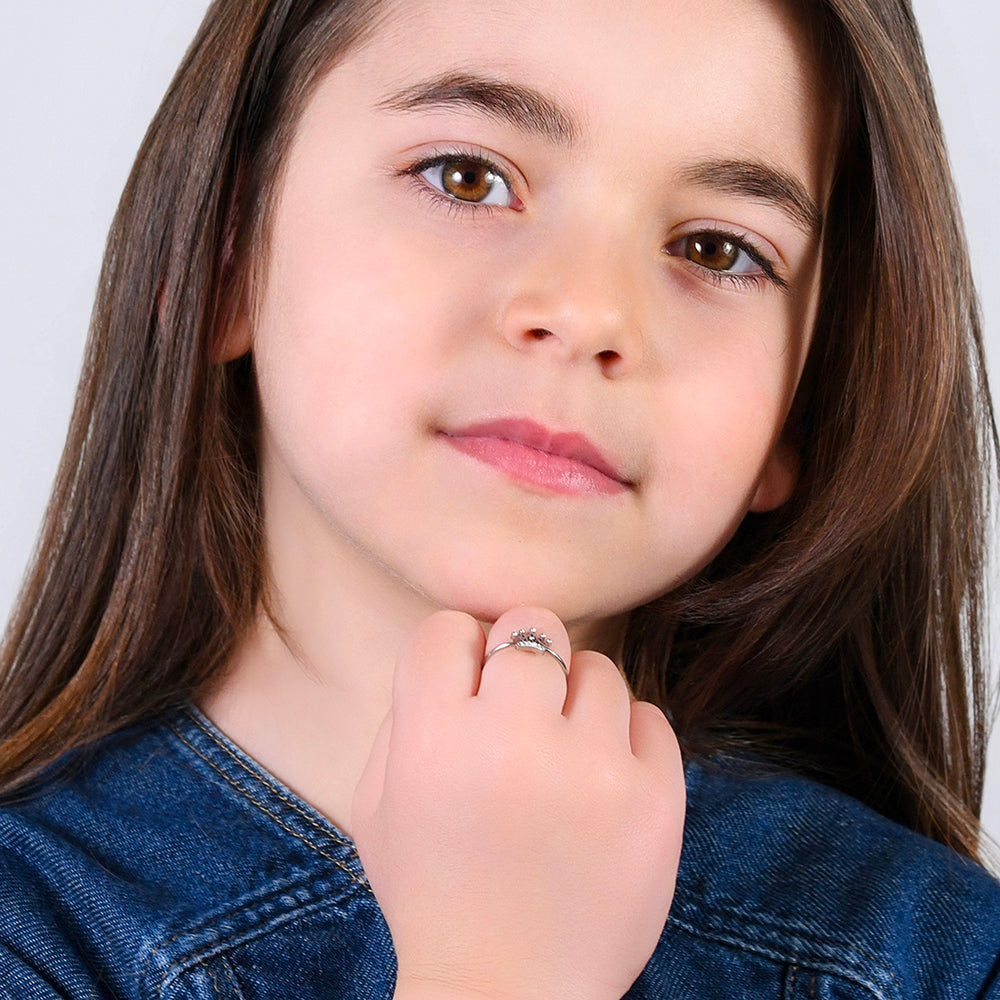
1;706;998;999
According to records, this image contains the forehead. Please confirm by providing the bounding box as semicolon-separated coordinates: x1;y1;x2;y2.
338;0;834;199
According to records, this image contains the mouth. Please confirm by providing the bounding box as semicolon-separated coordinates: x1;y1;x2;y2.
441;418;631;497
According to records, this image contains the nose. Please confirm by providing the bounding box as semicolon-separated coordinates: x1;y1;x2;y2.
499;235;642;378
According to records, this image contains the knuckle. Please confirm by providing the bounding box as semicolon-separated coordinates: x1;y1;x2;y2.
404;610;483;667
419;608;480;642
573;649;626;686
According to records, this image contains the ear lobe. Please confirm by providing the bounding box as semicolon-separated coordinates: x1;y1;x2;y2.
214;310;252;363
749;438;800;513
211;181;251;364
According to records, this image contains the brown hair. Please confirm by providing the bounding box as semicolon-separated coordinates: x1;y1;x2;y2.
0;0;994;861
626;0;995;858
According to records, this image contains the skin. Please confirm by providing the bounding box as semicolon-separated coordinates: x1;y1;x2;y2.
202;0;836;995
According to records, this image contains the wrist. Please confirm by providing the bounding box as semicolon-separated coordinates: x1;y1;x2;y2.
392;971;622;1000
392;975;501;1000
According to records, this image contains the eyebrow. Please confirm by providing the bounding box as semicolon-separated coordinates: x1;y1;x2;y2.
377;74;823;237
680;159;823;238
376;72;579;145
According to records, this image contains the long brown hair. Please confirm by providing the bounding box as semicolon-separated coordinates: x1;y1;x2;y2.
626;0;996;858
1;0;994;861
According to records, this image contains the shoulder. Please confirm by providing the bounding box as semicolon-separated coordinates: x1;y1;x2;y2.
638;757;1000;1000
0;709;386;999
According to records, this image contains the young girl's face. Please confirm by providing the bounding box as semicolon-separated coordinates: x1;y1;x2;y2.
240;0;835;634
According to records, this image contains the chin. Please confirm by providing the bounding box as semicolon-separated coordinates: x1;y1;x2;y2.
420;575;558;625
416;564;632;633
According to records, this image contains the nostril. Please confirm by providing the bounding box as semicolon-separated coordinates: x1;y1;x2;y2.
527;328;552;341
597;349;621;364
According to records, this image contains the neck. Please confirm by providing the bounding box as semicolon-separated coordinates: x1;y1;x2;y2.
199;499;443;835
199;464;628;835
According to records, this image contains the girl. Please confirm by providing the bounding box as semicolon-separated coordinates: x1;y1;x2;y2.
1;0;998;997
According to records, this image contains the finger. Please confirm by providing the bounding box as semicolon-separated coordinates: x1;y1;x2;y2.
393;610;485;714
628;700;682;770
476;606;571;716
561;650;632;744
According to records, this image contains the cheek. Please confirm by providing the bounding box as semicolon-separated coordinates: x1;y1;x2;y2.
250;195;509;489
648;314;803;492
261;191;507;372
256;209;423;394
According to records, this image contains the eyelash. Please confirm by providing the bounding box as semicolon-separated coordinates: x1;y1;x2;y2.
400;147;519;217
400;149;786;291
663;231;787;293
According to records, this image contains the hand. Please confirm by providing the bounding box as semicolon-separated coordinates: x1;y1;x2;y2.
351;607;685;1000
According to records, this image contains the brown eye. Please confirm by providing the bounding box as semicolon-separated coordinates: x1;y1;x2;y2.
663;230;774;286
688;234;739;271
418;155;515;207
442;159;498;202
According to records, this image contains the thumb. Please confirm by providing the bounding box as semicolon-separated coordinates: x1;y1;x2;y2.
350;707;393;838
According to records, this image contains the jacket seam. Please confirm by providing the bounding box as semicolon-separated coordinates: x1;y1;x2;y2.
672;891;907;980
178;709;358;851
673;889;905;960
140;881;369;999
666;912;903;1000
194;953;244;1000
138;875;354;982
218;954;247;1000
167;722;367;886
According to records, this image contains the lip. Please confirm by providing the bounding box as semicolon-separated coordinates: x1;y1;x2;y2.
441;418;630;497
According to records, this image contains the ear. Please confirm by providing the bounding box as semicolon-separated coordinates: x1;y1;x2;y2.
158;280;252;363
211;178;253;364
749;438;800;513
214;308;252;363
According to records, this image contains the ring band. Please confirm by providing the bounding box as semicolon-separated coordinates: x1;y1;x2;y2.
484;627;569;676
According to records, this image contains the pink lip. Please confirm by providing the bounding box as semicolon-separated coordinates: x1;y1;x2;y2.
442;419;629;497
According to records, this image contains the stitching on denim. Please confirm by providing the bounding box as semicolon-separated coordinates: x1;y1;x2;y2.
140;732;369;991
180;709;356;853
167;722;367;887
672;892;903;986
667;913;902;1000
809;972;817;999
787;964;797;999
203;957;224;997
149;876;344;949
214;954;246;1000
674;890;892;956
159;949;244;1000
148;892;357;998
139;876;360;996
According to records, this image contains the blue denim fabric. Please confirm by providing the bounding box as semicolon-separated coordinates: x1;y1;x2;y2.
0;706;997;999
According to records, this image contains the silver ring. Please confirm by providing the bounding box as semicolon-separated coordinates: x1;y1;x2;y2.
484;627;569;676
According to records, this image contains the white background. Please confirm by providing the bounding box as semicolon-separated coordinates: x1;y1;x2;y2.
0;2;998;856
